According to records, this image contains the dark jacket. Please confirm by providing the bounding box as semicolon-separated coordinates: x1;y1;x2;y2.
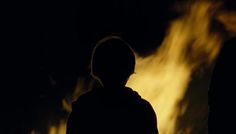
66;86;158;134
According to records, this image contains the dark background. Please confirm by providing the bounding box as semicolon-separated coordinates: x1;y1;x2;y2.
2;0;236;133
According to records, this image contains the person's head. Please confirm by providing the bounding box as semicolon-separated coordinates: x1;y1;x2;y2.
91;36;136;87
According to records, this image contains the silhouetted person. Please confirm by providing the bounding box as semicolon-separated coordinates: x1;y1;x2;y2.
66;36;158;134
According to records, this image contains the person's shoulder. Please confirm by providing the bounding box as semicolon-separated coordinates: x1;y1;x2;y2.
72;87;102;107
124;87;141;98
141;99;155;112
124;87;153;107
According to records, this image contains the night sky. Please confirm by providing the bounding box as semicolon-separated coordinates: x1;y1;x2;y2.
2;0;236;133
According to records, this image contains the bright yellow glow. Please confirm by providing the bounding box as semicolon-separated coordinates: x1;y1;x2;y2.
127;1;222;134
31;1;225;134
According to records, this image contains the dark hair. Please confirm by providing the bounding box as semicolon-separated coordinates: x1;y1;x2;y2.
91;36;135;85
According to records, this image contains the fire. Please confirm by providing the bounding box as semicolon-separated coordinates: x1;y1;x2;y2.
31;1;226;134
217;11;236;36
31;120;67;134
127;1;222;134
47;121;66;134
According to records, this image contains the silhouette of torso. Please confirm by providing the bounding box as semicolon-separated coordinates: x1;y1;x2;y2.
67;86;158;134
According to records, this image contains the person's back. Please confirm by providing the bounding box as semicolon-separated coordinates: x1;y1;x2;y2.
66;36;158;134
67;86;157;134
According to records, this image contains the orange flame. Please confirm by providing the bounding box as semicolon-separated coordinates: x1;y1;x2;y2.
217;11;236;36
127;1;222;134
31;1;226;134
